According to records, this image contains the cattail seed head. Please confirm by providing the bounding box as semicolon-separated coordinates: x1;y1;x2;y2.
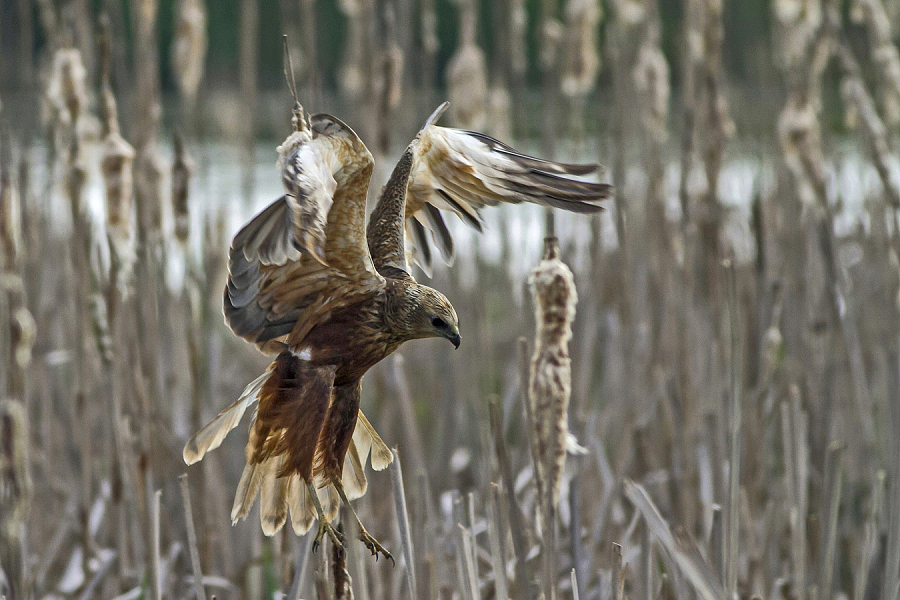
561;0;602;98
171;0;208;105
528;237;578;510
446;0;487;130
0;146;21;272
47;47;87;128
102;126;136;240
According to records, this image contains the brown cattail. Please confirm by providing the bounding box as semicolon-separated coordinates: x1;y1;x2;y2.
171;0;207;106
633;24;670;145
528;237;578;510
0;141;21;272
446;0;487;130
560;0;602;98
6;278;35;371
171;131;194;243
46;47;87;129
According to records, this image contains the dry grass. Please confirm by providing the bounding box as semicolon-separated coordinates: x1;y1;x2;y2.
1;1;900;599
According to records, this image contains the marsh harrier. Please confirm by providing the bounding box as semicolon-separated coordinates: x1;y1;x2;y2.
183;102;610;560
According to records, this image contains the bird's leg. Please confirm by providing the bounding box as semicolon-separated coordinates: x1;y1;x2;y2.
329;473;394;565
307;482;344;552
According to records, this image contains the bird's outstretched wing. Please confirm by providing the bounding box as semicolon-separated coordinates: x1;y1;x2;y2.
225;114;382;352
379;103;611;274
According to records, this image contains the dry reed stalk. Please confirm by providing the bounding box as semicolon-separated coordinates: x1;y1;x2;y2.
337;0;367;106
489;396;529;595
560;0;601;150
150;489;162;600
819;443;844;600
850;0;900;125
885;354;900;600
723;260;744;600
171;131;194;244
837;39;900;209
375;0;403;157
854;470;884;600
238;0;258;202
171;0;207;110
0;399;32;599
446;0;487;131
696;0;731;302
332;524;354;600
300;0;322;108
486;484;509;600
419;0;439;90
179;473;208;600
624;480;725;600
610;542;624;600
390;448;418;599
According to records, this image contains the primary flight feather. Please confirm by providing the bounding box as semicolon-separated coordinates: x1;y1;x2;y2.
184;102;611;559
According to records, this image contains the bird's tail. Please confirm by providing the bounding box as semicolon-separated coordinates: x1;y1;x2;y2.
231;411;392;535
183;363;393;536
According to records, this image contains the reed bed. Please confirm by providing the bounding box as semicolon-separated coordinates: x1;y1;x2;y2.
1;1;900;599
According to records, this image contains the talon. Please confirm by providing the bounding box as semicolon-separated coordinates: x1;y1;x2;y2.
358;528;392;564
314;519;344;554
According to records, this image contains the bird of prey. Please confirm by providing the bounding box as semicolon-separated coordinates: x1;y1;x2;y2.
183;102;610;561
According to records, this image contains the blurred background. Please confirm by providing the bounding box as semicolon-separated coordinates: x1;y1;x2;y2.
1;0;900;599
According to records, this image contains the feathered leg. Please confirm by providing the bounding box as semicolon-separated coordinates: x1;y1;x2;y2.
316;381;392;562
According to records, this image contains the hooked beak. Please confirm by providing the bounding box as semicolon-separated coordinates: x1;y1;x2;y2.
447;329;461;349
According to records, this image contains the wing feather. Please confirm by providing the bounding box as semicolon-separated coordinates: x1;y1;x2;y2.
399;114;612;271
224;114;383;352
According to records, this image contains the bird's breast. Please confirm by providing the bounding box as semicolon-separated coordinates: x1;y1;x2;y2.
301;300;401;385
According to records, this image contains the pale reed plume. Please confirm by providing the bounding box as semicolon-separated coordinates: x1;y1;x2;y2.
560;0;602;99
633;24;670;146
527;237;578;511
171;0;207;106
46;47;87;130
99;18;136;246
446;0;487;130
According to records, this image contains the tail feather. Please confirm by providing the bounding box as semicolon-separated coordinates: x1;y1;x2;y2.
260;455;289;535
183;370;269;465
231;460;266;523
355;411;394;471
190;362;394;536
342;440;368;500
288;476;315;535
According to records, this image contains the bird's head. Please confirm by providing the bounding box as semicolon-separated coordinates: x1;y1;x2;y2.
401;285;461;349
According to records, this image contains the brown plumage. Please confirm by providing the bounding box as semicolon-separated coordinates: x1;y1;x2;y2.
183;102;610;558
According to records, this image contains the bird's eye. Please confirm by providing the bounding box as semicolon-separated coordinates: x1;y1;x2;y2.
432;317;447;328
